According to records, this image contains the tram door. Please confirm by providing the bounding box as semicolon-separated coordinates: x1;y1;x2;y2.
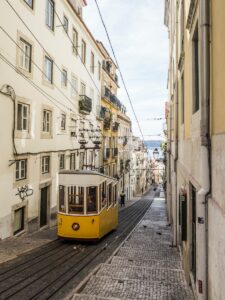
40;187;48;227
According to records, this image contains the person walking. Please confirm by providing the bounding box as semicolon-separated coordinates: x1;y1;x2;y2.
120;191;126;207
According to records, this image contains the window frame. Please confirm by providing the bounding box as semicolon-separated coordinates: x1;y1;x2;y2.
17;102;29;132
98;61;101;80
90;51;95;74
19;37;32;73
23;0;33;9
59;154;65;169
44;56;53;84
81;39;86;64
16;159;27;181
70;153;76;170
42;109;52;133
46;0;55;31
60;113;66;130
63;15;69;33
72;28;78;55
41;156;50;174
61;68;68;87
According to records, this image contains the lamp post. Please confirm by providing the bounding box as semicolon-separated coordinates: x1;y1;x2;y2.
153;148;159;161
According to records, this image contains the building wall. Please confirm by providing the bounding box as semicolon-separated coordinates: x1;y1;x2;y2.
208;0;225;298
0;0;103;239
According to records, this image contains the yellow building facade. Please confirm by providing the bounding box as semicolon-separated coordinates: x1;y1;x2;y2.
165;0;225;299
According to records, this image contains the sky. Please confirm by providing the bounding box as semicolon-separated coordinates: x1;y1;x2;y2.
84;0;168;140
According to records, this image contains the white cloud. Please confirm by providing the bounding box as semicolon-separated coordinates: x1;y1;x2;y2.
84;0;168;138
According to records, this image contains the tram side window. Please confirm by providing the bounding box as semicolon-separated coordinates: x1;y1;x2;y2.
68;186;84;214
114;185;118;205
59;185;66;212
101;181;107;208
87;186;97;214
108;184;113;206
99;184;102;211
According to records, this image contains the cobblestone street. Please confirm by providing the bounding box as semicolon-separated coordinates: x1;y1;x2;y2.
72;196;193;300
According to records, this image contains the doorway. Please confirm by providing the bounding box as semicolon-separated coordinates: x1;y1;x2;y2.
191;184;197;282
40;186;49;227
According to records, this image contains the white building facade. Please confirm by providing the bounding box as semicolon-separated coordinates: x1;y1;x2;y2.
0;0;104;239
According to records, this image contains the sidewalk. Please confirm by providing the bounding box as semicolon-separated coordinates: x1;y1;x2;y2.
72;196;194;300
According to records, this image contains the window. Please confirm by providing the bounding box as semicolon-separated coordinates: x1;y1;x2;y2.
59;185;65;212
59;154;65;169
72;28;78;55
98;61;101;80
81;40;86;64
46;0;54;31
90;88;94;101
24;0;33;8
19;38;32;72
181;74;185;124
60;114;66;130
101;181;107;207
80;82;86;95
44;56;53;83
16;159;27;181
89;151;93;166
41;156;50;174
62;69;67;87
70;153;76;170
42;109;51;133
79;152;85;169
192;25;199;113
90;52;94;73
14;207;25;235
17;103;29;131
68;186;84;214
63;15;68;33
86;186;97;214
71;75;77;98
70;118;77;137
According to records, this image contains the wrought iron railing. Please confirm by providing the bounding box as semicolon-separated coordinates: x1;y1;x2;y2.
79;95;92;114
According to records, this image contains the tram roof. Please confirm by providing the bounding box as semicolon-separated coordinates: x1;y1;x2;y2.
58;170;118;186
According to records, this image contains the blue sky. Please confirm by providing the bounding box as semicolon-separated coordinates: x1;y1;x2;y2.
84;0;168;139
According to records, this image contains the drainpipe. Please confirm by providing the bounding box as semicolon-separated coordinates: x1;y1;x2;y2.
197;0;210;299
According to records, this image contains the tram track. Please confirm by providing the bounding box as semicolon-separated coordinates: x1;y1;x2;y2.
0;191;156;300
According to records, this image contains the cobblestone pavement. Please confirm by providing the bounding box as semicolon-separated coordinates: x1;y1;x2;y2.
72;196;193;300
0;196;142;265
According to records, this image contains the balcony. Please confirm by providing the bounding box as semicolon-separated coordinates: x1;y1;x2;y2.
103;148;110;161
104;118;111;130
104;87;111;99
112;122;120;132
79;95;92;114
112;148;118;157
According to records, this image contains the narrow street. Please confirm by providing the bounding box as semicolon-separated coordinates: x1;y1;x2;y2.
72;193;193;300
0;189;158;300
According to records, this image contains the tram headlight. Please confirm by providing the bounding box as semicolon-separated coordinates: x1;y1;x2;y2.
72;222;80;231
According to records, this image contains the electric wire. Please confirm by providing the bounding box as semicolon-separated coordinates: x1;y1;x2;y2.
94;0;146;142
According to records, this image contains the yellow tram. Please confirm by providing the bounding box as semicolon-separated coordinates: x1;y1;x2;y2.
57;170;119;240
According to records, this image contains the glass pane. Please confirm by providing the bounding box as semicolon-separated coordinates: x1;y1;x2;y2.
59;185;65;212
87;186;97;214
17;104;22;130
68;186;84;214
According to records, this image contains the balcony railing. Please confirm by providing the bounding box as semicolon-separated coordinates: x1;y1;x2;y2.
112;148;118;157
112;122;120;132
79;95;92;114
103;148;110;160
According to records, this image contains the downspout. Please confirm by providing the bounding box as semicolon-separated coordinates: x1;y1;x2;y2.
197;0;211;299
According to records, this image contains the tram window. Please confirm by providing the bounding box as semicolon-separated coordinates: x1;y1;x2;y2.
108;184;113;206
99;184;102;211
59;185;66;212
102;182;107;208
68;186;84;214
86;186;97;214
114;185;118;205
